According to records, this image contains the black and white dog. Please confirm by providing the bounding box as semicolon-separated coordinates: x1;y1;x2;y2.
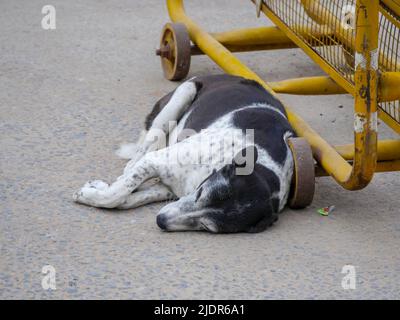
73;75;295;233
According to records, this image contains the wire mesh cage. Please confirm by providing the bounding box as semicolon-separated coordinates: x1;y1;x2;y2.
379;2;400;124
261;0;400;125
161;0;400;194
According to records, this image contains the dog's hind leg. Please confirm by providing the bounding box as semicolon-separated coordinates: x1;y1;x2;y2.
146;79;199;134
116;182;176;210
122;79;200;174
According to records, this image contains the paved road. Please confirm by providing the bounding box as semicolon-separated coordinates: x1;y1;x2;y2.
1;0;399;299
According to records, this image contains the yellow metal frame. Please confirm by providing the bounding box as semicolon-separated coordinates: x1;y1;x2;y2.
165;0;400;190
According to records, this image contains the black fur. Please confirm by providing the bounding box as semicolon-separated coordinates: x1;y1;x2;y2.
183;75;287;132
233;107;294;164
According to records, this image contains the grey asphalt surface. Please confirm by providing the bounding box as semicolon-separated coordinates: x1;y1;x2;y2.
1;0;399;299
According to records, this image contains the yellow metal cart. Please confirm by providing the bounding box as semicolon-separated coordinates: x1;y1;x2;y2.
156;0;400;208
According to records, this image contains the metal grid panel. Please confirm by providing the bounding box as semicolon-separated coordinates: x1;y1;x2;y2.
379;2;400;124
262;0;400;125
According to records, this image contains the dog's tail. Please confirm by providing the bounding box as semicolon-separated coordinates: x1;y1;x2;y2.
115;143;138;160
116;130;147;160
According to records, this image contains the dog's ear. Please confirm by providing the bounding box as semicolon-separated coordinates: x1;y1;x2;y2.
233;145;258;167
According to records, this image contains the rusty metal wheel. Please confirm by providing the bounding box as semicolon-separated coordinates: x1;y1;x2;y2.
288;137;315;209
156;23;191;81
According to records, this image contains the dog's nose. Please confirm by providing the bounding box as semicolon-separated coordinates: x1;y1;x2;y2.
156;214;168;230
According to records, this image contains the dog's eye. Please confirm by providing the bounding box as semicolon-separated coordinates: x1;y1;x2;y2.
195;187;203;202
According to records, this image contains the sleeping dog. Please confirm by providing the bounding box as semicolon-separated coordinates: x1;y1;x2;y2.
73;75;295;233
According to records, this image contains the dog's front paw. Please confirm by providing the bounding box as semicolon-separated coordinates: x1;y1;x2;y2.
73;185;98;205
73;180;108;205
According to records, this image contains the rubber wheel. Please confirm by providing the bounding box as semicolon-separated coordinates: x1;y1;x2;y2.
287;137;315;209
156;23;191;81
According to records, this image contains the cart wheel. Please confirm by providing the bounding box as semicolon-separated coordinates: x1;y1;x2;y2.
156;23;191;81
288;137;315;209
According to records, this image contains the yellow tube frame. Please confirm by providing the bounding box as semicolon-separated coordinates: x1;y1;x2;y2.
195;26;297;54
269;73;400;103
165;0;394;190
269;76;347;95
190;25;335;55
335;140;400;161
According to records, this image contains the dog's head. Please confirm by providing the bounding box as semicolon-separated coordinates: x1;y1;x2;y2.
156;146;278;233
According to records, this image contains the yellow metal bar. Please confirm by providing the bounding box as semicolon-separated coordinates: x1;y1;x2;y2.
342;0;379;189
191;25;337;55
211;25;334;47
316;160;400;176
382;0;400;17
167;0;370;188
190;26;297;55
212;26;295;47
269;76;347;95
380;72;400;102
279;72;400;102
381;2;400;29
378;109;400;134
268;72;400;100
267;73;400;135
375;160;400;172
335;140;400;161
190;43;294;55
378;72;400;133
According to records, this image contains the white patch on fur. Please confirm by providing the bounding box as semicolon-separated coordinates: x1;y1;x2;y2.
238;102;287;119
